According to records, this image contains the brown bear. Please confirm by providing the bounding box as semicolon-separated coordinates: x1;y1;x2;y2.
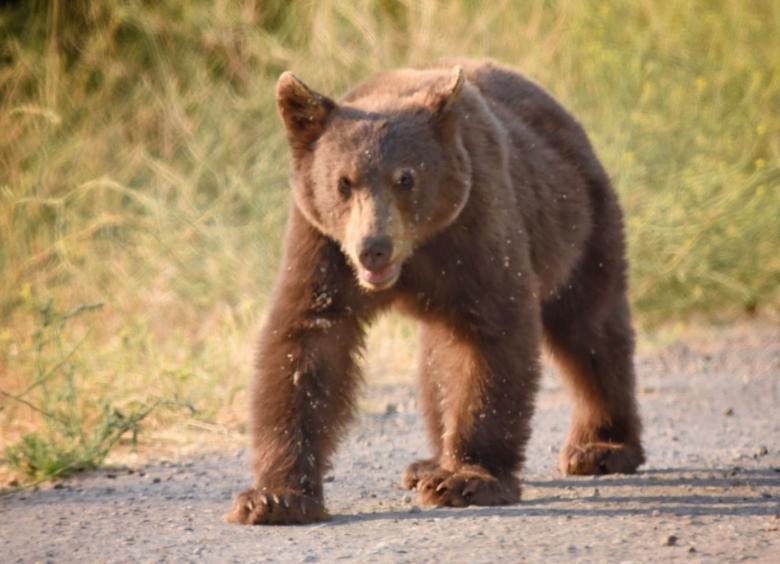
226;59;644;525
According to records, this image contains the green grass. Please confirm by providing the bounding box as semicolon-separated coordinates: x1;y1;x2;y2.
1;299;168;482
1;0;778;482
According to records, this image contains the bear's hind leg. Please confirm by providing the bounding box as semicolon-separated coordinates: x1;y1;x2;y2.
544;296;645;475
402;326;445;490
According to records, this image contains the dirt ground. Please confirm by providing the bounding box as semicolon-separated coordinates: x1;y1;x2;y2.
1;322;779;563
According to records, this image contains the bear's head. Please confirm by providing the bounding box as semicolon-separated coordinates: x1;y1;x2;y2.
276;66;472;291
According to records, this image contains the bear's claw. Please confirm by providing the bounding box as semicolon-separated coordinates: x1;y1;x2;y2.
414;466;520;507
402;458;441;490
559;441;645;475
225;488;327;525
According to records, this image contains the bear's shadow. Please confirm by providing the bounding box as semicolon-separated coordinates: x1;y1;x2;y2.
326;467;780;525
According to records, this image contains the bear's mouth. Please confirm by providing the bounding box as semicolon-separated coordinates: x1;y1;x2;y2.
358;261;401;291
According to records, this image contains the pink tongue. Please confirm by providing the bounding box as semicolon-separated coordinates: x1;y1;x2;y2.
365;264;393;283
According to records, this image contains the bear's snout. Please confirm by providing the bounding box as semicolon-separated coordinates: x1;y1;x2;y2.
358;235;394;273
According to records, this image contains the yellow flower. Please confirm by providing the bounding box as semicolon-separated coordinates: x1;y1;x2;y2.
19;282;32;304
754;158;766;170
641;81;654;100
755;124;767;136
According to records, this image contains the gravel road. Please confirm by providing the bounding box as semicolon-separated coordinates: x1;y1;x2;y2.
2;323;779;562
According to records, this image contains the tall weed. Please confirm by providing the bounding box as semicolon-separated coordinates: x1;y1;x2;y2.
2;300;161;482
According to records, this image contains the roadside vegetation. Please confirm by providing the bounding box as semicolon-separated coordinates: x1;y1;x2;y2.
1;0;777;484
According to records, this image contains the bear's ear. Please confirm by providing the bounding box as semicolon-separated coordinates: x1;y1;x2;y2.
276;72;336;152
425;65;465;118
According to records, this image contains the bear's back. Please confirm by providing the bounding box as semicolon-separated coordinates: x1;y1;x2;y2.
340;60;605;189
459;61;606;185
339;67;454;111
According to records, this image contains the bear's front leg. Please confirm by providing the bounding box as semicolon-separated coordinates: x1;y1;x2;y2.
411;310;542;508
227;215;375;525
226;306;368;525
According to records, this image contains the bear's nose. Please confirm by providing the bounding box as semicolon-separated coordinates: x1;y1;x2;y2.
358;236;393;272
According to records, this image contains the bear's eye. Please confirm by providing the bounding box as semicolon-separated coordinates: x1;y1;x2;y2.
396;170;415;190
337;177;352;198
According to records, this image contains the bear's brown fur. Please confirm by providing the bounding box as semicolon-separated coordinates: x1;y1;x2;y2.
226;60;644;525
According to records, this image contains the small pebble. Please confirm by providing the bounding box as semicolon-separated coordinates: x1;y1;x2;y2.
662;534;678;546
723;407;734;416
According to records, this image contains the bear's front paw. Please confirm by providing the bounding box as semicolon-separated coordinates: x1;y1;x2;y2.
559;441;645;475
225;488;328;525
402;458;441;490
416;466;520;507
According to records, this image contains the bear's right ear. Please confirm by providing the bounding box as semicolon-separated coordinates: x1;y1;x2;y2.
276;72;336;152
424;66;465;118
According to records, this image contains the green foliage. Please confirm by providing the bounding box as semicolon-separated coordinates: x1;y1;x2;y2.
1;1;778;477
5;401;152;482
1;300;160;482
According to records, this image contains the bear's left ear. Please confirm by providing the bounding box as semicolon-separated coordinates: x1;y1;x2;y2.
276;72;336;153
425;65;465;118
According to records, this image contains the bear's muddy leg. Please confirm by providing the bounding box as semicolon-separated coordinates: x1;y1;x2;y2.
544;296;645;475
412;316;542;507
